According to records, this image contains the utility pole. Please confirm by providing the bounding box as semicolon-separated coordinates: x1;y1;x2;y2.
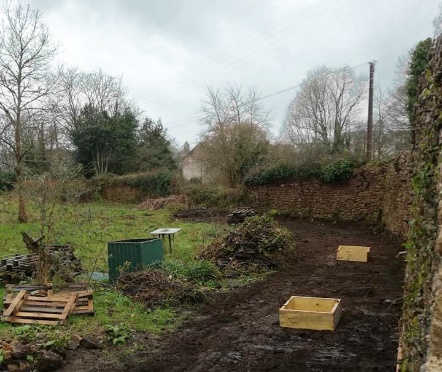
366;61;375;161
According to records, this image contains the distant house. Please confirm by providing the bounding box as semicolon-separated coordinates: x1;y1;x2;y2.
181;143;214;183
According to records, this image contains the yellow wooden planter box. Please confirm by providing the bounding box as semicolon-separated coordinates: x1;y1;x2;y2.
337;245;370;262
279;296;342;331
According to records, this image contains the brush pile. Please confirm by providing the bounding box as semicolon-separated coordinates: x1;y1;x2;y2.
137;195;188;211
199;215;296;274
117;269;205;308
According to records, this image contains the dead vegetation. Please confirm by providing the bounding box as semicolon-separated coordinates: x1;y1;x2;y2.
199;215;296;275
117;269;205;308
137;195;188;211
173;207;220;221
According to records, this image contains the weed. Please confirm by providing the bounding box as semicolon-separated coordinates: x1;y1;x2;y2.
26;355;34;363
105;324;130;345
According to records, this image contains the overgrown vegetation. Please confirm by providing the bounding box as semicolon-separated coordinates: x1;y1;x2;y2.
181;183;246;209
400;36;440;371
0;170;16;191
245;158;359;186
406;38;433;126
96;171;174;200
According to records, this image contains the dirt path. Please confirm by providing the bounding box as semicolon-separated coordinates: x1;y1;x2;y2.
62;219;405;372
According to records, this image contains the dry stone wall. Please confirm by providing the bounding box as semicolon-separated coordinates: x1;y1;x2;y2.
248;152;412;237
407;35;442;372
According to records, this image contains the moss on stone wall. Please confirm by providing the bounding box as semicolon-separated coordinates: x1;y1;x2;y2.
400;36;442;371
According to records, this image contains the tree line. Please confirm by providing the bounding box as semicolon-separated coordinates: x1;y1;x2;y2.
0;1;176;222
0;0;437;222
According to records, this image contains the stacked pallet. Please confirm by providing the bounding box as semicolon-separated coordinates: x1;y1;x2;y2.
226;208;256;225
2;283;94;325
0;254;38;283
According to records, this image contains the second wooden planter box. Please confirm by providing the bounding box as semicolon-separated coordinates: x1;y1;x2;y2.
337;245;370;262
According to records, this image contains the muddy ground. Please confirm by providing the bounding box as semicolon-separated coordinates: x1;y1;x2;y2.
61;219;405;372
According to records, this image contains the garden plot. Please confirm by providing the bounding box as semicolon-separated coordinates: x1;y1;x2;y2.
60;219;405;372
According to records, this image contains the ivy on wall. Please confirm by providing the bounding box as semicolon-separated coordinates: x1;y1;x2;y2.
244;159;356;186
400;37;442;371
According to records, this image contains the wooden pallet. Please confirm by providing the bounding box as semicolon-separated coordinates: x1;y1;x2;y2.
3;283;94;320
2;290;78;325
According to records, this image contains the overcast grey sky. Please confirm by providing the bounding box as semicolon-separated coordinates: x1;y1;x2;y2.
25;0;439;146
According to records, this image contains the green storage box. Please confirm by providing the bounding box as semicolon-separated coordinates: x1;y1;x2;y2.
108;238;163;283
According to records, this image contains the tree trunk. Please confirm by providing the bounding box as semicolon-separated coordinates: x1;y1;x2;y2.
15;128;28;223
16;93;28;223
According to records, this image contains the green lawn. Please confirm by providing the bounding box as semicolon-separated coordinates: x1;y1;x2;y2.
0;196;220;272
0;193;222;344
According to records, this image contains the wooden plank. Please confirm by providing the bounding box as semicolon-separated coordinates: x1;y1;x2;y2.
4;295;92;309
284;296;338;312
51;289;93;299
4;292;12;303
21;299;70;306
20;306;64;314
14;312;65;319
55;283;88;290
3;290;27;317
280;309;335;330
2;317;60;326
59;294;78;321
72;297;94;315
6;284;51;293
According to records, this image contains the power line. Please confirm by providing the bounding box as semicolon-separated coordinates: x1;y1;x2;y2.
256;63;368;102
133;2;359;107
162;62;370;129
130;2;327;100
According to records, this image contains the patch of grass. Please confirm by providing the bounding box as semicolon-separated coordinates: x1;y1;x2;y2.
160;259;221;284
68;285;178;335
0;195;221;273
0;193;222;346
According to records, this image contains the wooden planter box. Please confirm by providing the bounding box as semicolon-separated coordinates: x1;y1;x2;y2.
279;296;342;331
337;245;370;262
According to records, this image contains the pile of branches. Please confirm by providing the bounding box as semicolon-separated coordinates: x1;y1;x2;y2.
117;269;205;308
199;215;296;274
137;194;188;211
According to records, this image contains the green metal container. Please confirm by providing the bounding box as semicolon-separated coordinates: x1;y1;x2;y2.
108;238;163;283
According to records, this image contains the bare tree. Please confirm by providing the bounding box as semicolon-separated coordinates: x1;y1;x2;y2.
0;1;58;222
434;2;442;37
200;85;269;186
285;66;367;154
58;68;127;125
